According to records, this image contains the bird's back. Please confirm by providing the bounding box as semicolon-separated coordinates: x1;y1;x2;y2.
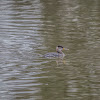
43;52;63;58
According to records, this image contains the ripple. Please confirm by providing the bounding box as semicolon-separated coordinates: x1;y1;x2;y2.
0;0;100;100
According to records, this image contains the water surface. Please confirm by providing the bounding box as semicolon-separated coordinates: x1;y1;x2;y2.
0;0;100;100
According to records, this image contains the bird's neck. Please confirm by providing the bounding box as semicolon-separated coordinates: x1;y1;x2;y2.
57;50;63;54
57;51;65;57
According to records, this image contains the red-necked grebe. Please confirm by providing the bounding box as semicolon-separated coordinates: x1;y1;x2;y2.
43;46;66;58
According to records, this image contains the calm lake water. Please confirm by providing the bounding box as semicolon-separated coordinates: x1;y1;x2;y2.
0;0;100;100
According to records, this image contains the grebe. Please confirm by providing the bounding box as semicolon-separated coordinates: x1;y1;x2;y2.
43;46;66;58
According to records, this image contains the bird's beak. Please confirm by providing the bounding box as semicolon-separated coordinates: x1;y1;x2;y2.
64;48;69;50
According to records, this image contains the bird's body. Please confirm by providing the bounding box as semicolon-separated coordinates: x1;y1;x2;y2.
43;52;65;58
43;46;65;58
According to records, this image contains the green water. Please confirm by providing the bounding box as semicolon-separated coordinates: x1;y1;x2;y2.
0;0;100;100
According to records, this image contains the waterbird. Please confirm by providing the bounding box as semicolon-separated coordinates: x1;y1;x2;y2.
43;46;68;58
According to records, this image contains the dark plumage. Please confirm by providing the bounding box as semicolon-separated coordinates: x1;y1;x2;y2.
58;46;63;48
